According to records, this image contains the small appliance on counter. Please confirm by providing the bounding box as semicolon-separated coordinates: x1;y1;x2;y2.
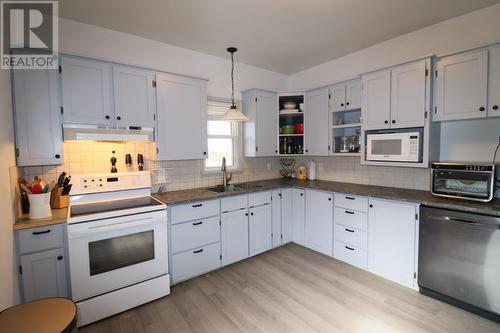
279;159;295;178
430;162;498;202
297;165;307;180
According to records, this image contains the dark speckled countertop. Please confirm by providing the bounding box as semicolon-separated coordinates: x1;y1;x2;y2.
153;178;500;217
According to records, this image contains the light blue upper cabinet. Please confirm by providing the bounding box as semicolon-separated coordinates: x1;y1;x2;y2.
361;69;392;130
488;44;500;118
155;73;207;160
434;49;488;121
113;65;156;127
305;87;329;156
12;69;63;166
60;56;114;126
242;89;278;157
390;60;427;128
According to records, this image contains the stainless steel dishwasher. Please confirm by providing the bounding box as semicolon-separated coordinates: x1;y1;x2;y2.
419;206;500;321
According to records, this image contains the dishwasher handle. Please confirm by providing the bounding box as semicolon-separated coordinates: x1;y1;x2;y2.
428;214;500;229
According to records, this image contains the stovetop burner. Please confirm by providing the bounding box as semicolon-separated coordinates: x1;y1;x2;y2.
70;196;163;218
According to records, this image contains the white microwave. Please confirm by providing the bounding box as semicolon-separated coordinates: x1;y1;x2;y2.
366;132;421;162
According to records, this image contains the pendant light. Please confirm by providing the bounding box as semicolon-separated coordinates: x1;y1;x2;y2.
223;47;249;121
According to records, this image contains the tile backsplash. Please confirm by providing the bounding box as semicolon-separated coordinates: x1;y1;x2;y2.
23;141;150;184
22;141;430;193
292;156;430;191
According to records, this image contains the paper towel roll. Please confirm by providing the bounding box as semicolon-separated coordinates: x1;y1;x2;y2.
308;161;316;180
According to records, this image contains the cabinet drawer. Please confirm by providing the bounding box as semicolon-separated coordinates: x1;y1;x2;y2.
334;207;368;231
18;224;65;255
334;193;368;212
248;191;271;207
171;200;219;224
334;223;367;250
334;240;367;269
171;242;221;283
221;195;247;213
171;216;220;254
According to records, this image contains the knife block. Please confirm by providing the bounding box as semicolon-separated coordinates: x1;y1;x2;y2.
50;186;69;209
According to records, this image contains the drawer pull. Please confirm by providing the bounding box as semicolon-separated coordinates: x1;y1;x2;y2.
345;228;355;233
32;230;51;235
192;221;203;226
57;255;63;261
345;245;355;251
344;210;355;215
192;204;203;208
345;196;355;200
193;249;204;254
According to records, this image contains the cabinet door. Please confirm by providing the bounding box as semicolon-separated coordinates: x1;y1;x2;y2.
368;199;417;288
21;248;68;302
271;190;282;248
249;204;272;256
435;50;488;121
330;84;346;112
390;60;426;128
292;189;306;245
61;56;114;125
345;79;361;110
221;210;249;266
305;190;333;256
113;65;156;127
156;73;207;160
12;69;63;166
305;88;329;155
280;188;294;244
361;69;391;130
488;45;500;117
256;91;278;156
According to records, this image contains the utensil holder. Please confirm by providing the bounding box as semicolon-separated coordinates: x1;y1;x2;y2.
28;193;52;219
51;195;69;209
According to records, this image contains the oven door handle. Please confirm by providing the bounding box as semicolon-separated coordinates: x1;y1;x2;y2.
67;217;158;238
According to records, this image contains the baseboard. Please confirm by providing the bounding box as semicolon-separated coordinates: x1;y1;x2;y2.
419;286;500;323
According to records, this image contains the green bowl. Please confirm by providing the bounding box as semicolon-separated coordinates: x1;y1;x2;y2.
281;125;295;134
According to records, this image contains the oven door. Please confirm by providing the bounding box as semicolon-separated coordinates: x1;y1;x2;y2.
67;210;168;301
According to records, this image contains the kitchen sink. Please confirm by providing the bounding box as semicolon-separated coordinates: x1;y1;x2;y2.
206;185;244;193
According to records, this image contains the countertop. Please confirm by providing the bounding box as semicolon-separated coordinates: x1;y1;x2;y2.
14;208;68;231
153;178;500;217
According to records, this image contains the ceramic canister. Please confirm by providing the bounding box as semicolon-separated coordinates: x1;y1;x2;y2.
28;193;52;219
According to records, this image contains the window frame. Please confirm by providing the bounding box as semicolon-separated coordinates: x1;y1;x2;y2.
203;98;242;174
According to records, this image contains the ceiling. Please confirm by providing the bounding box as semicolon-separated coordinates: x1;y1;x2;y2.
59;0;500;74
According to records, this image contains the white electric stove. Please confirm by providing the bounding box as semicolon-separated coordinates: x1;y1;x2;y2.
66;171;170;327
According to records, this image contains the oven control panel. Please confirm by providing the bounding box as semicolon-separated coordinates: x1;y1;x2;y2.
70;172;151;195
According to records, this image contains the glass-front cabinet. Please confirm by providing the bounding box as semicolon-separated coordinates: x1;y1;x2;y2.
278;93;305;155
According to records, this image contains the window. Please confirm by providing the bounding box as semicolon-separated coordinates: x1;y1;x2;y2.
204;100;240;172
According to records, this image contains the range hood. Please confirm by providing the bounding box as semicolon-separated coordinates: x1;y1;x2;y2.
63;124;154;142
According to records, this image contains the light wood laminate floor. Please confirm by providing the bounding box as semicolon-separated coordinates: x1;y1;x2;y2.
79;243;500;333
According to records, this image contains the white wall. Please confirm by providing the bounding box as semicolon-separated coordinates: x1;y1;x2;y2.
286;3;500;165
0;70;20;310
287;3;500;90
59;18;288;99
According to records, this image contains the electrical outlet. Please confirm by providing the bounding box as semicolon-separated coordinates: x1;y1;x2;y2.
318;163;324;172
266;162;272;171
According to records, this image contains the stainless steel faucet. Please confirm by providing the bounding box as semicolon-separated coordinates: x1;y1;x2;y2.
221;157;232;188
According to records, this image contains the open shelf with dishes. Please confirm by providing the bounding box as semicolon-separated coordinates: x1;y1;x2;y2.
278;94;305;155
330;108;361;155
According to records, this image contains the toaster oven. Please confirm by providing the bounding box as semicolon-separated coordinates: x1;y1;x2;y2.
431;162;498;202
